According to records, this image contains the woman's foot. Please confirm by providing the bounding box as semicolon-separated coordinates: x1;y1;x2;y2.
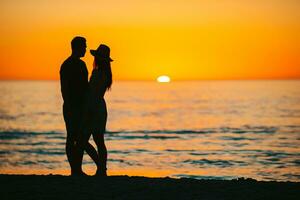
95;169;107;177
71;170;88;176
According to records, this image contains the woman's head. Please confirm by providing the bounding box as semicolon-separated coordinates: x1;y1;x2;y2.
90;44;113;62
91;44;113;91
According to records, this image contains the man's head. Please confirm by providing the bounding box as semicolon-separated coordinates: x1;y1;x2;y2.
71;36;86;58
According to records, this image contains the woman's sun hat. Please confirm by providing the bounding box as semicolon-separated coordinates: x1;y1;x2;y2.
90;44;113;62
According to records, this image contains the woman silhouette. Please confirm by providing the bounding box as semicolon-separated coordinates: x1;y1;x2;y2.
82;44;113;176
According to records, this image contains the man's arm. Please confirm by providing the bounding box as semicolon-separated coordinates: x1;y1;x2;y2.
60;66;70;105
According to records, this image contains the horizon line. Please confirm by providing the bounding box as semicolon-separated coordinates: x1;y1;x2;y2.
0;78;300;81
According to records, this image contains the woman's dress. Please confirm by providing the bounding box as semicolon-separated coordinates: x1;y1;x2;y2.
85;68;107;134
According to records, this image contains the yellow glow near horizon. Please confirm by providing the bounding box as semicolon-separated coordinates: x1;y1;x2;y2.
0;0;299;80
157;75;171;83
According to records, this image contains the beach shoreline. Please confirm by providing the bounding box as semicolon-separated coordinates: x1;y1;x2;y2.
1;174;299;200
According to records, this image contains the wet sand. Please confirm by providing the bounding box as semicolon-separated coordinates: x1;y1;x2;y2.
1;174;299;200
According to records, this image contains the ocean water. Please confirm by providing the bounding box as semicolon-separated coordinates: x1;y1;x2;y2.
0;80;300;181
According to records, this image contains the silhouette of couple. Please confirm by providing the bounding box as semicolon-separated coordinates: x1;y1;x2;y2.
60;36;113;176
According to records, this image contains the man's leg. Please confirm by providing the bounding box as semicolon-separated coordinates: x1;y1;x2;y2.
66;134;77;174
66;130;86;175
64;106;83;175
74;138;85;174
71;110;87;175
74;122;93;175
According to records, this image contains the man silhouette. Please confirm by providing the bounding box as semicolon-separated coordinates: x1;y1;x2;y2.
60;36;88;175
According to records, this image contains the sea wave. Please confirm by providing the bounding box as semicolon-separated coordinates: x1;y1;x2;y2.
0;125;299;140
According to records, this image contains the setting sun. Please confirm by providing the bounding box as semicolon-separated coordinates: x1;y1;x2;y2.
157;75;171;83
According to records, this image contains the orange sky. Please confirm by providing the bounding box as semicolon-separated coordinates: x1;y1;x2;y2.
0;0;299;80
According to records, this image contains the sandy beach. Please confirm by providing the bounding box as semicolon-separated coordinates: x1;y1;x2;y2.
1;174;299;200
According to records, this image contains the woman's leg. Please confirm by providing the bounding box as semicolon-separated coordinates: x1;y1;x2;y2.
85;141;100;170
77;124;100;171
93;132;107;176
